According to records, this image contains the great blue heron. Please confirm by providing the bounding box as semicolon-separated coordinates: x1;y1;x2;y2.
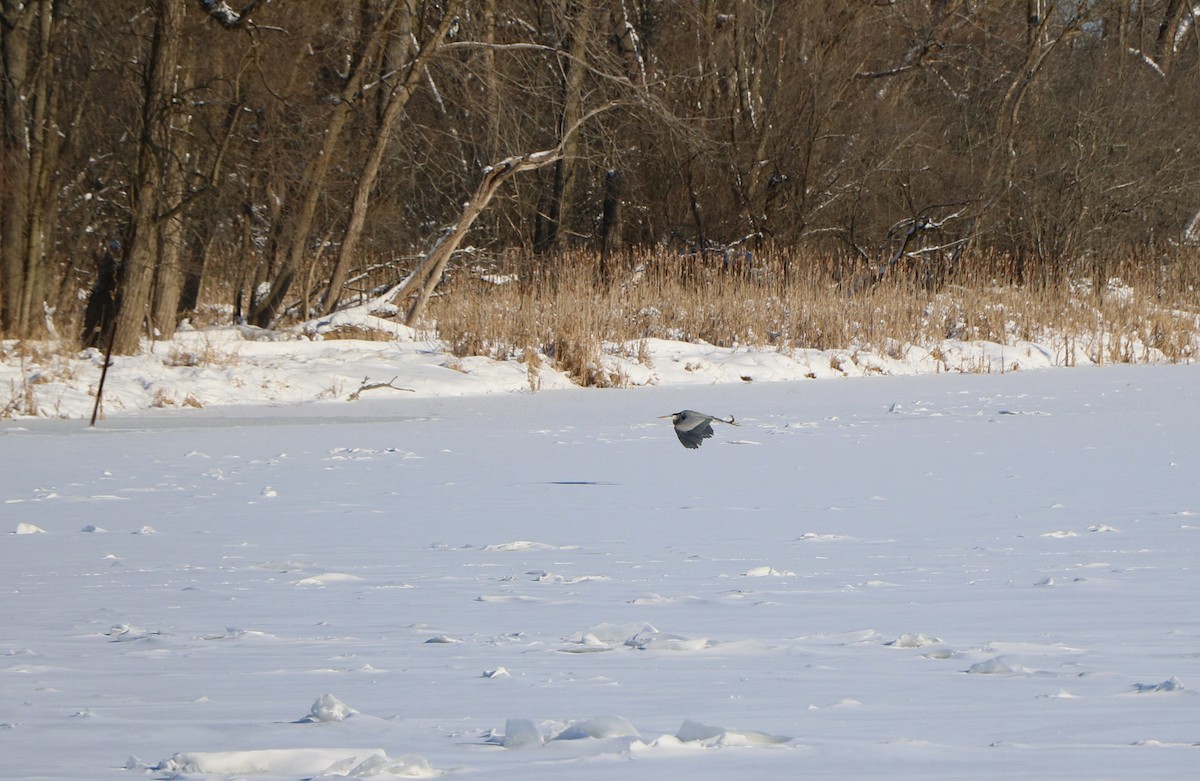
659;410;738;449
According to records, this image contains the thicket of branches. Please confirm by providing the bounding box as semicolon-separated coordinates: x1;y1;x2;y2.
4;1;1200;354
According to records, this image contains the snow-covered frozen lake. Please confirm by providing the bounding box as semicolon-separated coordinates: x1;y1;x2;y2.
4;365;1199;779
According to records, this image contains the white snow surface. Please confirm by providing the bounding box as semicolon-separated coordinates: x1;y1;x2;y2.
2;320;1200;778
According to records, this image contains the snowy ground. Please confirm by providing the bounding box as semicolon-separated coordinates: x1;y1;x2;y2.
0;302;1150;420
3;354;1199;779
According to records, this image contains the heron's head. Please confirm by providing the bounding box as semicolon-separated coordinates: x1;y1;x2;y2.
659;412;684;423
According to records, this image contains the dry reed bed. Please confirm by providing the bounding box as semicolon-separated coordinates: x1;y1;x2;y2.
428;248;1200;385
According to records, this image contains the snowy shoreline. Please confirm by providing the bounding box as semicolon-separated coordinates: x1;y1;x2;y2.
3;306;1188;420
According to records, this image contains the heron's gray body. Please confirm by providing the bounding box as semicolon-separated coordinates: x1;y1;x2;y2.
660;409;738;449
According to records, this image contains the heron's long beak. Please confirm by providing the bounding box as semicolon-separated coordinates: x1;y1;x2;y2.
657;414;673;419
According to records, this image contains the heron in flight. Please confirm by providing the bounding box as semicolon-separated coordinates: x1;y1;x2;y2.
659;410;738;449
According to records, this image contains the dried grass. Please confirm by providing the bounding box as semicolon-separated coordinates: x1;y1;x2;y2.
426;247;1200;383
313;324;397;342
165;339;241;368
1;340;80;418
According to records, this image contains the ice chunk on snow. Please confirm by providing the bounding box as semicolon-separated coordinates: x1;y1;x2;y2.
15;523;46;534
153;749;439;778
630;633;711;651
482;540;575;552
630;734;696;752
497;718;542;748
333;752;437;778
293;572;363;586
105;624;162;642
560;632;616;653
676;719;791;745
795;532;852;541
568;622;656;647
530;570;609;584
552;715;640;741
744;565;796;577
297;693;358;723
155;748;385;776
623;625;710;651
885;633;942;648
1132;676;1186;693
967;654;1027;674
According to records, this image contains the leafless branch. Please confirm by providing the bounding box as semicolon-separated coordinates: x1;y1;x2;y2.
346;376;415;401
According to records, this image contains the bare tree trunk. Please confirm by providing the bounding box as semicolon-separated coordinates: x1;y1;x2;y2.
743;19;780;231
1026;0;1042;45
1155;0;1187;73
481;0;501;161
537;0;592;252
1;2;36;335
150;66;196;341
599;168;622;261
1;0;61;338
151;186;187;339
110;0;182;354
390;149;563;324
983;9;1081;217
699;0;721;111
385;102;617;324
322;0;462;315
250;2;399;328
733;0;759;132
175;46;254;322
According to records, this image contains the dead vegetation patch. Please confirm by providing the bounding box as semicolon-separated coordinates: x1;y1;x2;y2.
426;247;1200;383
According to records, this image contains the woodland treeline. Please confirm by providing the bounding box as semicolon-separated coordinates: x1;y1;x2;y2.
4;1;1200;354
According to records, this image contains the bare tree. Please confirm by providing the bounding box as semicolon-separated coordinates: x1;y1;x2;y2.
321;0;463;315
109;0;184;354
1154;0;1189;73
385;103;621;324
534;0;593;252
1;0;64;338
5;0;1200;350
249;1;403;328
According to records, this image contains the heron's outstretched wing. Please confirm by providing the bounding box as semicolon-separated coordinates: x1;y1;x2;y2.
675;421;714;449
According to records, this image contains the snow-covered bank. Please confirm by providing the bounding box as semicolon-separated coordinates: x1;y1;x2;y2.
3;364;1199;779
2;305;1186;420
